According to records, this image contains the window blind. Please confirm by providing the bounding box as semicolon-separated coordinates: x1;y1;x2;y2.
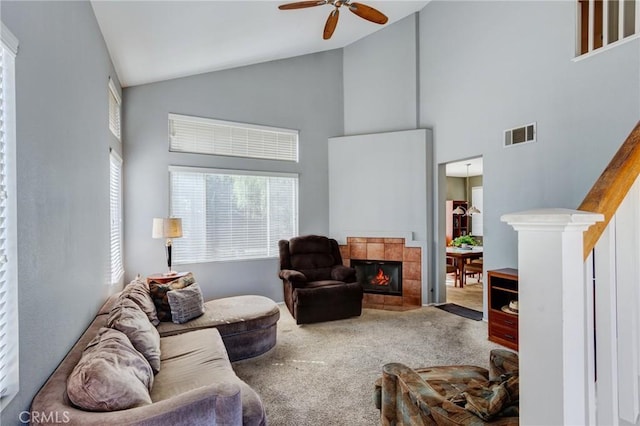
109;150;124;285
169;114;299;162
0;23;18;410
108;78;121;140
169;166;298;263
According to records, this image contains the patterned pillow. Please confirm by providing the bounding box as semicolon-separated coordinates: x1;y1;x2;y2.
107;298;161;373
148;273;196;322
67;327;153;411
121;276;159;326
167;282;205;324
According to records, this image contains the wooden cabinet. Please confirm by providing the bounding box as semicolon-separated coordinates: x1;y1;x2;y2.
445;200;468;245
488;268;518;351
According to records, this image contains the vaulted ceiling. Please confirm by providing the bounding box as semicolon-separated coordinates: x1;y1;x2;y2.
91;1;429;87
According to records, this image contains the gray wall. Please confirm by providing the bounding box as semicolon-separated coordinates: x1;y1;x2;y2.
329;129;430;242
1;1;121;422
123;50;344;303
343;14;418;135
343;1;639;303
420;1;639;302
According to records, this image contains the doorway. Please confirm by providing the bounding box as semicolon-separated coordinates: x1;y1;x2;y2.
442;157;483;312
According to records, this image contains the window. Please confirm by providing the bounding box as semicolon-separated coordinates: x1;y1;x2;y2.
108;78;121;140
169;166;298;263
578;0;639;56
109;150;124;285
169;113;299;162
0;22;18;410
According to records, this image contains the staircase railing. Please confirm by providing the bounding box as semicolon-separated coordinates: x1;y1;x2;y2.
502;120;640;425
578;121;640;259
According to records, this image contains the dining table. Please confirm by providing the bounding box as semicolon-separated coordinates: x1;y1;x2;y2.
446;246;483;288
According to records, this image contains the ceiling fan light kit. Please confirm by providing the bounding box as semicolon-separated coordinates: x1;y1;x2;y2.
278;0;388;40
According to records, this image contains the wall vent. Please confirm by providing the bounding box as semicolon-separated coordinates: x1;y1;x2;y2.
504;122;536;147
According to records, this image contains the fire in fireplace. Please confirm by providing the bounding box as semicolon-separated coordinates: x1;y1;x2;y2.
351;259;402;296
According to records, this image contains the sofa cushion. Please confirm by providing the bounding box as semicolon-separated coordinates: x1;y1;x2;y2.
167;282;205;324
149;273;196;322
153;328;267;425
67;327;153;412
121;276;159;326
107;298;162;373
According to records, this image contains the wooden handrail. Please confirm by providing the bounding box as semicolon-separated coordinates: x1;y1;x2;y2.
579;121;640;260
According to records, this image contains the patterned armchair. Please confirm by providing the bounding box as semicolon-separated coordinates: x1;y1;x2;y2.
374;349;519;425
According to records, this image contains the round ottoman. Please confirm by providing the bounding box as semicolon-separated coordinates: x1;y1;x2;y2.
157;295;280;361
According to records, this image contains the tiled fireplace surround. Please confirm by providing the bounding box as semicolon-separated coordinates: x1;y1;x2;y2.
339;237;422;311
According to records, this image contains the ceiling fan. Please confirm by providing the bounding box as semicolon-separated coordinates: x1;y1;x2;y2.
278;0;389;40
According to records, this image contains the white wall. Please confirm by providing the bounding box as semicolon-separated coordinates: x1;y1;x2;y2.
1;1;121;421
123;50;344;303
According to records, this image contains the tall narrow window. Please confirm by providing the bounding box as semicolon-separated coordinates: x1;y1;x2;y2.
0;22;19;410
169;166;298;263
578;0;639;55
108;78;121;140
110;150;124;286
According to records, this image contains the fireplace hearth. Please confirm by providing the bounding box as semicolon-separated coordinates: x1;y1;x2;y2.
351;259;402;296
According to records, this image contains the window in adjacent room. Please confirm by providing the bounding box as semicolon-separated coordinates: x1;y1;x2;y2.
168;113;299;162
0;22;19;411
578;0;639;56
109;150;124;285
169;166;298;263
108;78;121;140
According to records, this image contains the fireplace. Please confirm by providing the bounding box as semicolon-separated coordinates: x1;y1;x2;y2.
351;259;402;296
340;237;421;310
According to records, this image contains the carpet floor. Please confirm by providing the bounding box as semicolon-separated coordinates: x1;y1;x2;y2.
232;304;503;425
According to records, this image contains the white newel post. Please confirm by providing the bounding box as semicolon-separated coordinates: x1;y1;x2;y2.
501;209;603;426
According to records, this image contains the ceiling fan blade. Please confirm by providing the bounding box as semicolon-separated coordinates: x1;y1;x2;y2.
347;2;388;24
323;8;339;39
278;1;327;10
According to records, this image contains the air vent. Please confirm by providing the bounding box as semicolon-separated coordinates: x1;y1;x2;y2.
504;122;536;147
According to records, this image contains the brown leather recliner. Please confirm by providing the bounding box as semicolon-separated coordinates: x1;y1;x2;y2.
278;235;363;324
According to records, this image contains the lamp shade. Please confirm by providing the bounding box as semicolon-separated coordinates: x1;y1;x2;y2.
152;217;183;239
466;205;481;215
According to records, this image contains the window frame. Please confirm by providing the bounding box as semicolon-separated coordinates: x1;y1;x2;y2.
0;22;19;411
108;77;121;140
109;149;124;286
168;113;299;163
576;0;640;59
168;165;299;264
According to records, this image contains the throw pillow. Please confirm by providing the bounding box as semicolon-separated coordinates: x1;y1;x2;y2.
148;272;196;322
167;282;205;324
461;375;519;421
121;276;159;326
67;327;153;412
107;298;161;373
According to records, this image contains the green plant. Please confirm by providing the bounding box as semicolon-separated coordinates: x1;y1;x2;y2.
450;235;477;247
